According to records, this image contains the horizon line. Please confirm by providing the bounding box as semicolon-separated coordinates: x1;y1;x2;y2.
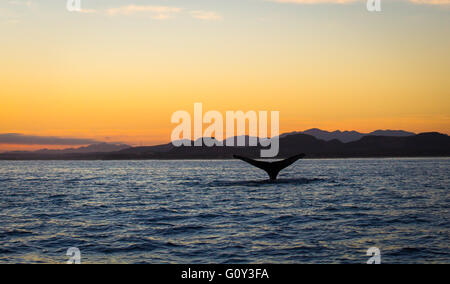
0;128;448;153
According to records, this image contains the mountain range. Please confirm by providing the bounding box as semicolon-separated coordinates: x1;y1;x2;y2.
2;143;130;155
0;129;448;160
281;129;415;143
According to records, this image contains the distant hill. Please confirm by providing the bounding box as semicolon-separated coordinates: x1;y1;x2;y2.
0;143;130;159
35;143;130;154
281;128;415;143
369;130;416;137
0;132;448;160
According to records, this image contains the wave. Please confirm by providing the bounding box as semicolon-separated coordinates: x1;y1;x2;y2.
0;229;34;238
158;225;207;235
64;177;99;183
209;178;325;187
0;159;448;263
97;242;162;253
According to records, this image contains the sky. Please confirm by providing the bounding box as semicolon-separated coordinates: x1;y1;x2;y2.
0;0;449;151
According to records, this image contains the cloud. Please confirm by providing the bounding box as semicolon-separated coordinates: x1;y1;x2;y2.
106;5;182;19
0;134;100;145
190;10;223;21
408;0;450;4
269;0;357;3
105;5;222;20
78;9;97;14
270;0;450;4
5;19;20;24
8;0;34;8
3;1;36;24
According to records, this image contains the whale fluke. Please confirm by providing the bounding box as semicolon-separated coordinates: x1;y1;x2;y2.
233;153;305;180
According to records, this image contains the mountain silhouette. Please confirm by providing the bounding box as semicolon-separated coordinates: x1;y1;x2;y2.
34;143;130;154
281;128;415;143
0;143;130;159
0;131;448;160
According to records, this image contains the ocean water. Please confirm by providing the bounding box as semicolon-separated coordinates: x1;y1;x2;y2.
0;159;448;264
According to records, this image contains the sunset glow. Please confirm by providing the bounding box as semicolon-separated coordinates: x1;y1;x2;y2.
1;0;449;151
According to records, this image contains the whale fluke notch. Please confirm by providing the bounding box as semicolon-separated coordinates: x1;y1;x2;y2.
233;153;306;180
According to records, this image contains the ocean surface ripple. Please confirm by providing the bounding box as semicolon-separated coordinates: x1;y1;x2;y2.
0;159;449;263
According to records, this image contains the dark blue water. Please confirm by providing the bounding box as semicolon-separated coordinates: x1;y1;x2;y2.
0;159;448;263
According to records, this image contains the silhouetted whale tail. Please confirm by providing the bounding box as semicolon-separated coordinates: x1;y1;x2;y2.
233;153;306;180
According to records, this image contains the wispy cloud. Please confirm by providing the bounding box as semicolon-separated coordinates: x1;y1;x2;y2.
270;0;357;3
190;10;223;21
106;5;182;19
3;0;36;24
5;19;20;24
408;0;450;4
0;134;100;145
78;9;97;14
105;5;222;21
8;0;34;8
270;0;450;4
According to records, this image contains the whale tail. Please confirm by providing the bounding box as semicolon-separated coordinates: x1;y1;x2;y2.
233;153;305;180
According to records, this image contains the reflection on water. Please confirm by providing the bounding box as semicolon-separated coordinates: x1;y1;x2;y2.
0;159;449;263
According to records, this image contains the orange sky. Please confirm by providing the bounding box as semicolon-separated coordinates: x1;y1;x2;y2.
0;1;449;151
